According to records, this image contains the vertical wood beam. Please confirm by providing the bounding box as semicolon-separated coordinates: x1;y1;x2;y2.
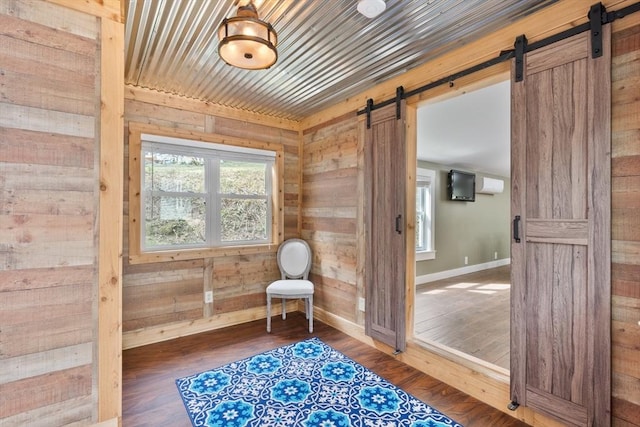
297;129;304;237
276;147;285;244
404;105;417;340
98;16;124;423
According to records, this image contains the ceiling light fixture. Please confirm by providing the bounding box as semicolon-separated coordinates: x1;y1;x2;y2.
218;1;278;70
357;0;386;19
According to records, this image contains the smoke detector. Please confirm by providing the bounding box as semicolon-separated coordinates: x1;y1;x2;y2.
357;0;386;18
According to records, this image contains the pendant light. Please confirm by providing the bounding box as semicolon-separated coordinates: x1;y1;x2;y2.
217;1;278;70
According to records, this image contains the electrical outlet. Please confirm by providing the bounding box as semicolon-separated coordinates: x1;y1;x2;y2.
204;291;213;304
494;251;498;260
464;256;468;265
358;297;365;312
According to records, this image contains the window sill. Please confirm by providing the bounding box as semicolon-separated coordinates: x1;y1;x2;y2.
416;250;436;261
128;243;279;264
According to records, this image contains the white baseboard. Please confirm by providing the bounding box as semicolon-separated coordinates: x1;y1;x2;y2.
415;258;511;286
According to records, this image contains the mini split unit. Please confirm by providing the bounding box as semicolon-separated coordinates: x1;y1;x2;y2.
476;176;504;194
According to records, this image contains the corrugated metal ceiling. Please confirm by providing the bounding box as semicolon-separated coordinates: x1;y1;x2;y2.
125;0;557;121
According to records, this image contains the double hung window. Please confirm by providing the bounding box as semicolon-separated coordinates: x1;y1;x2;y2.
140;133;275;252
128;123;284;264
416;167;436;260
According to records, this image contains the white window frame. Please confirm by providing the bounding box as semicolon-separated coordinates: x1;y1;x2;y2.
416;167;436;261
141;133;275;252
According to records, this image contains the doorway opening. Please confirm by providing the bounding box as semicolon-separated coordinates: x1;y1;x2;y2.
413;79;511;372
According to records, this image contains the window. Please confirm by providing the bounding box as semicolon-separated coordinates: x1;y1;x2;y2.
128;123;283;263
416;167;436;261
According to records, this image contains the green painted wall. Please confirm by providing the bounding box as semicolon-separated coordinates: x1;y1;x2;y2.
415;161;510;276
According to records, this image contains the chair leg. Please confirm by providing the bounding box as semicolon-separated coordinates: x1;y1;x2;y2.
266;294;271;333
308;295;313;333
282;298;286;319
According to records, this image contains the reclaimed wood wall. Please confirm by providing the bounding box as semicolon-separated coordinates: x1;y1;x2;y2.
0;1;105;425
301;114;363;325
122;89;301;347
611;23;640;427
300;4;640;427
1;0;637;425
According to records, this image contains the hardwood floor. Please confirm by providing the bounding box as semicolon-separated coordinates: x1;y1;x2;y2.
123;312;527;426
414;265;511;370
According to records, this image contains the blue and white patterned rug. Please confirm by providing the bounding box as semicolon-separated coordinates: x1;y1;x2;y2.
176;337;463;427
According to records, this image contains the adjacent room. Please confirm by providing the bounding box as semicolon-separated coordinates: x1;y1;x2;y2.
1;1;639;426
414;80;511;371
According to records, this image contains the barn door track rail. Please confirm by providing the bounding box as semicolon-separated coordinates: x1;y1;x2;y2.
359;1;640;128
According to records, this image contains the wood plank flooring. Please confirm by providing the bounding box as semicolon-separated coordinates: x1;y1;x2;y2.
414;266;511;370
123;312;526;426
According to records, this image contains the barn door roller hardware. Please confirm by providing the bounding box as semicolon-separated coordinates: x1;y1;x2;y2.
514;35;527;83
365;98;373;129
364;86;405;129
395;86;404;120
589;3;606;58
357;1;640;115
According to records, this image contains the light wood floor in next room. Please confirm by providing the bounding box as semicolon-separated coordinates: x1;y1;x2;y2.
414;265;511;370
123;312;526;426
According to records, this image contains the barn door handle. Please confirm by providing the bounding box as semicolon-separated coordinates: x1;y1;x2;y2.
513;215;521;243
395;215;402;234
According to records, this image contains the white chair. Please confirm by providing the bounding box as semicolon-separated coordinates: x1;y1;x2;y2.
266;239;314;333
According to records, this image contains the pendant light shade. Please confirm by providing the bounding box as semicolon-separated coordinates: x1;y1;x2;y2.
218;1;278;70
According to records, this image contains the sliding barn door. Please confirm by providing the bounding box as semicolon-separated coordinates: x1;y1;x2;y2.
510;29;611;425
364;102;407;352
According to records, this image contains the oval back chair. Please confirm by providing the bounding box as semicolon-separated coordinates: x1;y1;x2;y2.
266;239;314;333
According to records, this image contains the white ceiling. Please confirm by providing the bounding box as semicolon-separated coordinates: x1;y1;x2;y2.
417;80;511;178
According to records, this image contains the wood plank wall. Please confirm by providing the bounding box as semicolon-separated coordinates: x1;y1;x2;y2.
122;94;301;343
0;0;635;425
300;16;640;427
611;23;640;427
0;1;101;425
301;113;362;324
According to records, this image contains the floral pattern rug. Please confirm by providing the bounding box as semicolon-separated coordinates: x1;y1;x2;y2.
176;337;463;427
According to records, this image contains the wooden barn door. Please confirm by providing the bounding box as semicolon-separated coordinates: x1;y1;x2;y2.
510;28;611;425
364;102;407;352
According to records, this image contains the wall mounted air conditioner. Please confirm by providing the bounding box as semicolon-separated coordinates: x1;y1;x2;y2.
476;176;504;194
